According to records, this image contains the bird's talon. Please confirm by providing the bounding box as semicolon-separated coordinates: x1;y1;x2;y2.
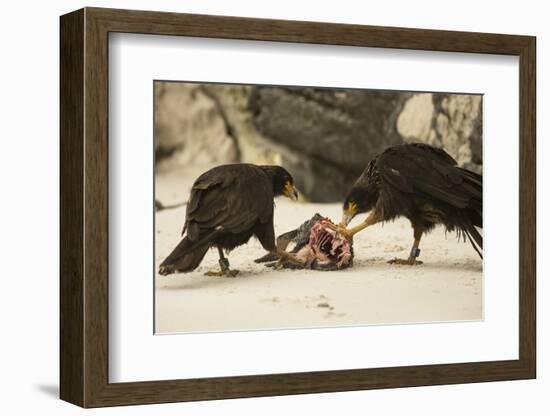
388;258;423;266
275;250;305;268
336;227;353;242
204;268;240;277
337;222;349;234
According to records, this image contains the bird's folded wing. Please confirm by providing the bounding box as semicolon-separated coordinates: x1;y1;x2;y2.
185;167;274;240
377;146;481;210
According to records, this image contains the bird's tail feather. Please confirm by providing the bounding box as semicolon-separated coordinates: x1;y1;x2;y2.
455;168;482;259
457;167;483;224
159;229;221;275
461;217;483;259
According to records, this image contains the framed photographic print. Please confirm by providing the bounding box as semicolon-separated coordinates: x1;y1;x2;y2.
60;7;536;408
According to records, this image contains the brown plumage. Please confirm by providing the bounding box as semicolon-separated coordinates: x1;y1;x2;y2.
158;163;299;276
340;143;482;264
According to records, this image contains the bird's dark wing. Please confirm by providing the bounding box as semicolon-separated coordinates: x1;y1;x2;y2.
408;143;458;165
375;145;481;210
183;165;274;241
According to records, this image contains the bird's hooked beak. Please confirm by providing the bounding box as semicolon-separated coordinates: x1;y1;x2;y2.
283;181;299;201
341;201;358;226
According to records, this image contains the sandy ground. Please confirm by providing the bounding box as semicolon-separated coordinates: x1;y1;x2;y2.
155;167;482;334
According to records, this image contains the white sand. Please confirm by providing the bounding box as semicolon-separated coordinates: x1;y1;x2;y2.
155;168;482;334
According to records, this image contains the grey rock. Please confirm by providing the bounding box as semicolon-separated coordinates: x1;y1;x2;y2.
397;93;483;173
155;83;483;202
249;87;411;201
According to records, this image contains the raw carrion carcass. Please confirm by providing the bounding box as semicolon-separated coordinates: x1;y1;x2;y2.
255;214;353;271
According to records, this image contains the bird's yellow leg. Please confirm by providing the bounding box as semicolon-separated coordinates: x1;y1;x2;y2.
338;211;379;242
205;247;239;277
274;249;306;268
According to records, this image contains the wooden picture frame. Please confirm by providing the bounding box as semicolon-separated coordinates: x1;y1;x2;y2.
60;7;536;408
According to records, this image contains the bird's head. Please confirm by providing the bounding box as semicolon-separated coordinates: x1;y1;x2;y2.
342;188;370;226
260;165;299;201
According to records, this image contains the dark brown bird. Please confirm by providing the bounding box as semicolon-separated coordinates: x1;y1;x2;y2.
335;143;482;264
158;164;301;277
